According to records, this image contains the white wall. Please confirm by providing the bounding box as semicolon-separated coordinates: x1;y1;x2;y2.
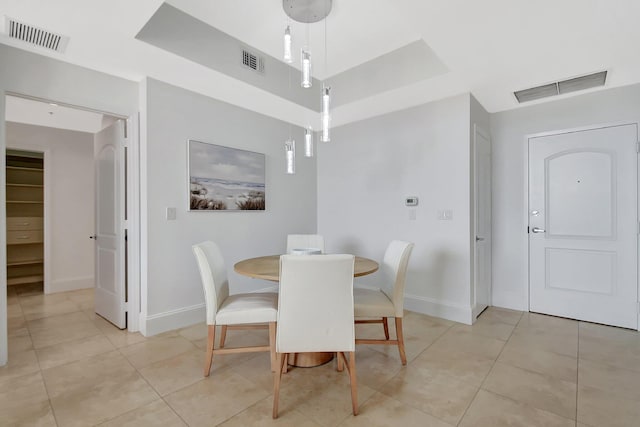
491;84;640;310
6;122;95;293
318;94;475;324
141;78;317;335
0;43;138;365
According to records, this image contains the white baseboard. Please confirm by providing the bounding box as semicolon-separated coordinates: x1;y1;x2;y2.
142;303;205;336
471;304;487;322
404;293;473;325
139;285;277;337
49;276;94;293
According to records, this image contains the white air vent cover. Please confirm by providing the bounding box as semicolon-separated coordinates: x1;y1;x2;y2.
242;49;264;73
514;71;607;103
4;16;69;53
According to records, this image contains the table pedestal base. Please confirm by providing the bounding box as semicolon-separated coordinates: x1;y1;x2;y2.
288;352;334;368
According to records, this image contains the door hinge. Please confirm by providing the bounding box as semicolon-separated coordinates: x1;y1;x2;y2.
124;302;129;312
527;226;530;234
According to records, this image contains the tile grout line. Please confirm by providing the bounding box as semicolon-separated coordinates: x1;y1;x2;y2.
20;292;62;427
371;320;463;426
462;312;579;425
455;310;524;426
364;319;454;398
115;335;201;426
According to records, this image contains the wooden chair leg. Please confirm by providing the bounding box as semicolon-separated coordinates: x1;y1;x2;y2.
219;325;228;348
269;322;276;372
382;317;390;340
347;352;358;415
273;353;286;419
395;317;407;365
337;352;344;372
204;325;216;377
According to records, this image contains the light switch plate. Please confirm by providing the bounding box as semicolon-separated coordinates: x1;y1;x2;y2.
166;207;177;221
408;209;417;220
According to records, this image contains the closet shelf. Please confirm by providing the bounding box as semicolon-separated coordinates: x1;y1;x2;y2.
7;259;43;267
7;275;44;286
6;166;44;172
6;183;44;188
6;200;44;204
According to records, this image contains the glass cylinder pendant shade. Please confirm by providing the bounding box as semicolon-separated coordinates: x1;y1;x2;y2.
301;49;312;88
285;139;295;174
304;127;314;157
283;26;292;63
321;86;331;142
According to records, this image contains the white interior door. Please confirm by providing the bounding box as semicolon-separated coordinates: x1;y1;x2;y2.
94;119;126;329
474;125;492;317
529;124;638;329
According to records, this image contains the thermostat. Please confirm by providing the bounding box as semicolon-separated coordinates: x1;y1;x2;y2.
405;197;418;206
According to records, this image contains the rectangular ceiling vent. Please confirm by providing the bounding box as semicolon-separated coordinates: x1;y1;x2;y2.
4;16;69;53
514;71;607;103
242;49;264;73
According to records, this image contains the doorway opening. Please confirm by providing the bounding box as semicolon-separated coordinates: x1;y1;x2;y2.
4;94;136;337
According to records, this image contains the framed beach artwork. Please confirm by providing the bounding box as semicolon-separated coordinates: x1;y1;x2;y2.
188;139;266;211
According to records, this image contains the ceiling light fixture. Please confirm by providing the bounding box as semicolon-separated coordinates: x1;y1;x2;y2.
321;85;330;142
301;49;312;88
285;139;296;174
283;0;333;149
304;126;314;157
283;25;292;63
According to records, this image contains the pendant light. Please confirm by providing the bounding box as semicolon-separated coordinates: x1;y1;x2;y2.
301;50;312;88
283;25;292;63
320;6;331;142
321;86;330;142
285;139;295;174
304;127;314;157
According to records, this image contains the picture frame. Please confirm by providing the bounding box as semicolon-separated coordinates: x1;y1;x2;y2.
188;139;266;211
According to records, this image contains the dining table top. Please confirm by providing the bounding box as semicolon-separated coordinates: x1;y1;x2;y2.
233;254;379;282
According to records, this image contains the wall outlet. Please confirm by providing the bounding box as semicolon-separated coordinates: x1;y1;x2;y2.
166;207;177;221
437;209;453;220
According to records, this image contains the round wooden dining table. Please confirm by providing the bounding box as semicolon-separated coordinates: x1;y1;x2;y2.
234;254;379;282
233;254;379;367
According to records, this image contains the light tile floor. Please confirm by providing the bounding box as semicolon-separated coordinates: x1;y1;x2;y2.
3;285;640;426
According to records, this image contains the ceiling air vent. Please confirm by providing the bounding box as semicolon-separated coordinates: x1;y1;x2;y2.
242;49;264;73
514;71;607;103
4;16;69;53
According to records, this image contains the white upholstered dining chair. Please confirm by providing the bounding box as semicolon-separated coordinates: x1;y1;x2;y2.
353;240;414;365
273;254;358;418
286;234;325;253
192;241;278;377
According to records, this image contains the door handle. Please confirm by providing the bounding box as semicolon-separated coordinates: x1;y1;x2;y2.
476;236;485;241
89;235;97;240
531;227;546;233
